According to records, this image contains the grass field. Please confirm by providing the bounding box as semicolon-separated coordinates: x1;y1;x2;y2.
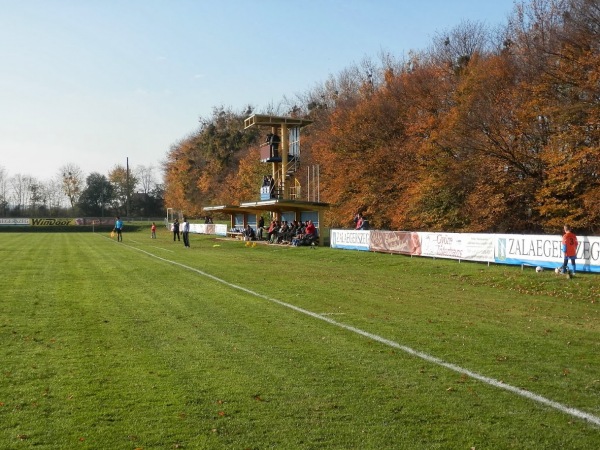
1;228;598;449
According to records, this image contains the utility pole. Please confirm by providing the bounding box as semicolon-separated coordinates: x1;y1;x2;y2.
126;157;130;218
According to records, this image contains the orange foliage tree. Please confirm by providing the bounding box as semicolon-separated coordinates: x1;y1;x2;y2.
163;107;260;217
164;0;599;234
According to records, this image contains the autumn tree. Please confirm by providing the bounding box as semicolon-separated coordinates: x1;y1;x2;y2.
163;106;260;216
519;0;600;231
163;0;598;234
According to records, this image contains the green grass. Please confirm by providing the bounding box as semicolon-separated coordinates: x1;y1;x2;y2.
0;229;598;449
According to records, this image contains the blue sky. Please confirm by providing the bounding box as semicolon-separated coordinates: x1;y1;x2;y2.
0;0;517;182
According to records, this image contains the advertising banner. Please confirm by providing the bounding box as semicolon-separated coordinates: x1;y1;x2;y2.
183;223;227;236
331;229;598;273
30;218;76;226
189;223;204;234
412;232;495;262
214;224;227;236
369;230;421;255
0;218;118;227
495;234;600;273
76;218;115;226
330;229;370;251
0;218;30;226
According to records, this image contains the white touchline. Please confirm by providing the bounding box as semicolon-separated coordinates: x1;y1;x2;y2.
123;242;600;428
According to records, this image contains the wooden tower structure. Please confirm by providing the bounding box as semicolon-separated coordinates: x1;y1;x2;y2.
244;113;313;201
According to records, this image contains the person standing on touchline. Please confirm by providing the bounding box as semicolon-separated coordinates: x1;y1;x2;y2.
182;217;190;248
561;224;578;274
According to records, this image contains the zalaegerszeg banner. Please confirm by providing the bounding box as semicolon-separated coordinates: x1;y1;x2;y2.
331;229;600;273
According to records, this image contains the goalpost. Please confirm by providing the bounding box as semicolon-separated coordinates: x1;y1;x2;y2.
165;208;182;228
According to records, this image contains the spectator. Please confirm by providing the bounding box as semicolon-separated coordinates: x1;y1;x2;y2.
269;133;280;157
243;224;256;241
257;216;265;240
267;221;278;243
173;218;180;241
182;217;190;248
293;220;317;246
275;221;289;244
305;220;316;237
355;213;364;230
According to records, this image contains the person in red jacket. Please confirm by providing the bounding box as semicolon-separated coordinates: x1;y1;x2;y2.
561;224;578;274
305;220;316;237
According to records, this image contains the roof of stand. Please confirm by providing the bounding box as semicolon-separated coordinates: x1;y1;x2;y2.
244;114;313;129
203;199;329;215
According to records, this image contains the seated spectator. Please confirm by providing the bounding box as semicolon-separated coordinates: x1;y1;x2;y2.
243;224;256;241
293;220;318;246
304;220;318;245
285;221;298;242
305;220;316;237
267;221;279;243
276;221;289;244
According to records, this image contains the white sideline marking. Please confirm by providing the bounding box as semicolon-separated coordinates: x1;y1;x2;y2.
150;246;174;253
114;237;175;253
121;241;600;427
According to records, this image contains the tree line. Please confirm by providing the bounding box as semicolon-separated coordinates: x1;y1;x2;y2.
0;163;164;219
164;0;597;234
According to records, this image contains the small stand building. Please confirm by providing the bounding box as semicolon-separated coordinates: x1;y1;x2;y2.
203;113;330;245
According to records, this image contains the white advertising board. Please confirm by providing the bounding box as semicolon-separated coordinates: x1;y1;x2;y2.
0;218;30;226
495;234;600;273
418;232;495;263
330;229;370;251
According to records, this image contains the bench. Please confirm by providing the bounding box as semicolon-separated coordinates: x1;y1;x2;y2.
226;231;244;240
